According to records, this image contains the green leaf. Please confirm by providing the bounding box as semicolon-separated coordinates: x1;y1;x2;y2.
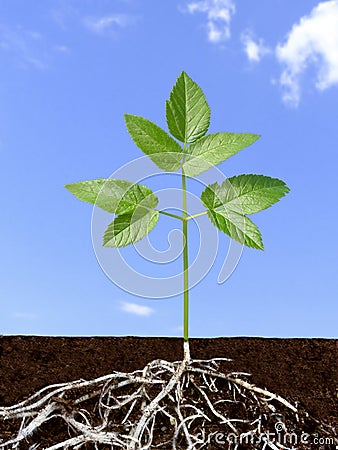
225;174;290;214
205;175;290;215
103;208;159;247
65;179;137;214
124;114;182;171
66;178;160;247
201;182;264;250
207;207;263;250
166;71;210;144
183;132;260;177
115;182;159;215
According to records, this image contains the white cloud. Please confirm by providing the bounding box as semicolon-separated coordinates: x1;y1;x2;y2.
241;31;270;63
276;0;338;107
54;44;70;54
0;24;70;70
0;25;47;69
12;312;38;320
51;1;138;36
185;0;235;43
120;302;154;317
84;14;134;34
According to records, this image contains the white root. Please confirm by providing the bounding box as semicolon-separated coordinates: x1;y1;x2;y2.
127;358;189;449
0;354;336;449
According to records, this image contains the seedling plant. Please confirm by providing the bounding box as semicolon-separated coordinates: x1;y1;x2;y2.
66;71;289;360
1;73;334;450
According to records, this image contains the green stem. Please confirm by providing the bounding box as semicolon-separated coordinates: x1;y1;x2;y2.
158;210;184;221
182;146;189;344
186;210;208;221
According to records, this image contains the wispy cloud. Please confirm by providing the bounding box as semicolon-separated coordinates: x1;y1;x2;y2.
276;0;338;107
53;44;71;54
0;25;47;69
0;24;70;70
83;14;136;35
241;31;270;63
185;0;235;43
120;302;154;317
51;1;138;37
12;311;38;320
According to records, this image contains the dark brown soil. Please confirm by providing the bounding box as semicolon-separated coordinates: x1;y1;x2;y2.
0;336;337;448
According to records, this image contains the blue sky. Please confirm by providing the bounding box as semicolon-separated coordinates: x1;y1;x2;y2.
1;0;337;338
